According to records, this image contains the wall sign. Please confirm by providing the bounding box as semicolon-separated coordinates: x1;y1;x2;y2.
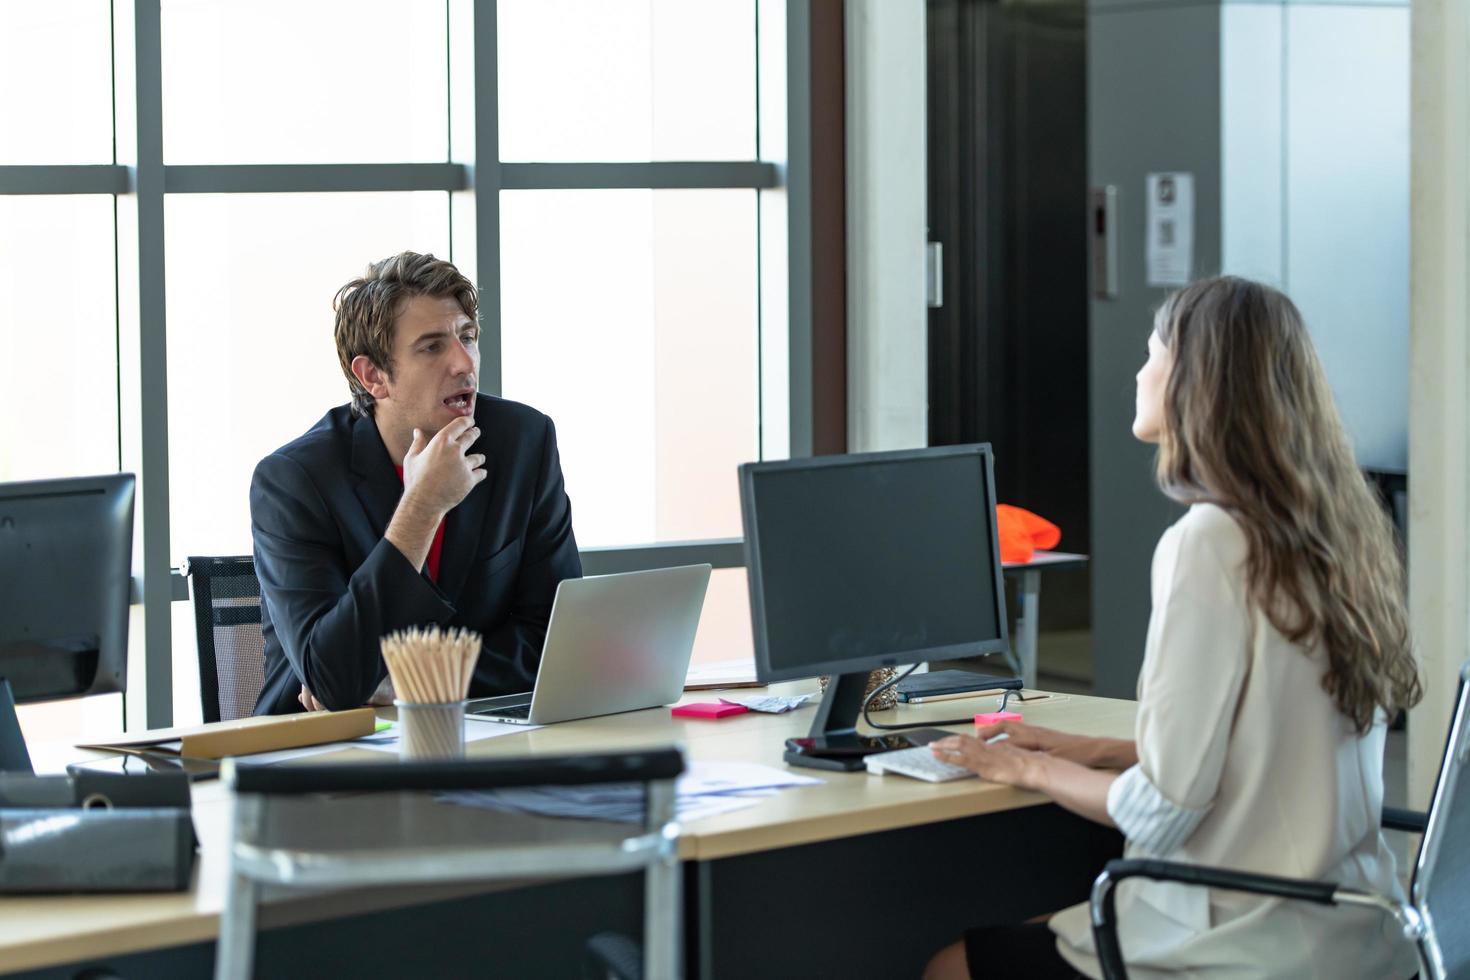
1146;172;1194;287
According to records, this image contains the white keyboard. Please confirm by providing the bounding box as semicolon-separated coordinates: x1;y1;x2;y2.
865;745;976;783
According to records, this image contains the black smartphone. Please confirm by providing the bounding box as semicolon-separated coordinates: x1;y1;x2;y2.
785;728;952;758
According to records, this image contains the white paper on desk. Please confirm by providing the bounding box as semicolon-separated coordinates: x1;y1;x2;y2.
674;793;767;823
230;735;393;766
719;694;812;714
679;760;822;796
356;718;539;753
440;761;821;824
441;785;766;825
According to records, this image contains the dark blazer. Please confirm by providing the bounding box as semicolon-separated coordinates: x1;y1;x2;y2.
249;395;581;715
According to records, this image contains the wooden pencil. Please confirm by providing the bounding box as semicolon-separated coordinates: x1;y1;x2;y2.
381;626;483;703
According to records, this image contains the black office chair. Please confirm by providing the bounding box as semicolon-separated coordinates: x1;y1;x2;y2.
182;556;265;722
215;750;686;980
1091;660;1470;979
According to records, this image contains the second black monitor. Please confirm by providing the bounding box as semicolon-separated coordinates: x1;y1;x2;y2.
740;444;1009;683
0;473;134;703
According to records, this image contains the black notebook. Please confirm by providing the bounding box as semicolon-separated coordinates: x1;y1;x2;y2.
895;669;1023;702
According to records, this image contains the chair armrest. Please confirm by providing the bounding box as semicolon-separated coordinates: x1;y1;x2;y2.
585;932;642;980
225;749;685;795
1381;805;1428;834
1090;858;1340;980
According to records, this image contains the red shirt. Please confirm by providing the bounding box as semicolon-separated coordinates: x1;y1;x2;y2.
393;466;446;583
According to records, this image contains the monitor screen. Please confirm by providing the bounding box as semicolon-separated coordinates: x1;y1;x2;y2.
0;474;134;703
740;445;1008;683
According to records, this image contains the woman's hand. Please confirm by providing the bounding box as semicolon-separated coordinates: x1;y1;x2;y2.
933;730;1125;828
973;719;1070;754
929;734;1047;790
974;720;1138;771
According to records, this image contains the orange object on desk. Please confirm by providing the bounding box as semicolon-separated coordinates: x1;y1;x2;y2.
996;504;1061;564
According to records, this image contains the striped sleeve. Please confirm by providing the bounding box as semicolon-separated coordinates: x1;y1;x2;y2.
1123;507;1250;856
1107;763;1210;855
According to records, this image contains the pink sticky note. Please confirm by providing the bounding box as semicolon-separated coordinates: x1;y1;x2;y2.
673;702;748;720
974;711;1023;726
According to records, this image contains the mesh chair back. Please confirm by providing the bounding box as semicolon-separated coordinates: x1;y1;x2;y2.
184;556;265;723
1414;661;1470;979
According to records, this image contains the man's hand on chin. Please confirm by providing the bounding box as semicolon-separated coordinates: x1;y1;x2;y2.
387;416;487;569
401;416;487;516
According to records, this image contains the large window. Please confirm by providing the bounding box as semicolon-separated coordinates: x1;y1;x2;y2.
160;0;449;164
164;192;451;560
497;0;757;162
1;0;809;734
0;4;113;164
0;196;119;484
499;188;759;547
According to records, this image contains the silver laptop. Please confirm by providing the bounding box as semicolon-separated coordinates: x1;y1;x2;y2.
465;563;712;725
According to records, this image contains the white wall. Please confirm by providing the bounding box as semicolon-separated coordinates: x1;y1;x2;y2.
844;0;928;453
1220;5;1283;283
1287;4;1410;473
1221;1;1410;473
1408;0;1470;808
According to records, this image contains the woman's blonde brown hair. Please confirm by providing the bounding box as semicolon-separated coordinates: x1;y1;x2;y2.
1154;276;1420;732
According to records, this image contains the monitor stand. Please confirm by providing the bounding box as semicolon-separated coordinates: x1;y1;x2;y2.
0;678;35;774
782;672;944;772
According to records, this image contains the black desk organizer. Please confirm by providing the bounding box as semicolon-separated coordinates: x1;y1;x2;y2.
0;770;196;892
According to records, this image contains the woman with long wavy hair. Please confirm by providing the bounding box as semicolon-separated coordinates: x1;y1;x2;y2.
923;276;1422;979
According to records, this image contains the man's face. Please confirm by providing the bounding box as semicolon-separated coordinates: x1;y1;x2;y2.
374;294;480;437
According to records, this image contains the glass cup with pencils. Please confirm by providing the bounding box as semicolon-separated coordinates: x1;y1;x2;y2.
380;626;480;761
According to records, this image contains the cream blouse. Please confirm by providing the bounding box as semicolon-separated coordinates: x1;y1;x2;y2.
1049;503;1417;979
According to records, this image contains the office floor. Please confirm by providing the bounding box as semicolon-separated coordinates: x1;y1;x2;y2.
1035;629;1092;696
1034;629;1415;875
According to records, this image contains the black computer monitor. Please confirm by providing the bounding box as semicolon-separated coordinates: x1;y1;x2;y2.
0;473;135;773
739;445;1009;768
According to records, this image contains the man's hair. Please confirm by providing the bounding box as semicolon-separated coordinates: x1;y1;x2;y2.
333;251;479;417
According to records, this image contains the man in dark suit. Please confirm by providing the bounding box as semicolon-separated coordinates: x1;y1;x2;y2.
250;252;580;714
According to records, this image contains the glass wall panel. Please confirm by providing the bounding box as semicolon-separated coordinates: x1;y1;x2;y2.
0;196;119;482
499;189;758;548
688;567;755;673
498;0;756;162
164;191;448;721
1;0;776;743
0;2;113;164
164;191;450;560
161;0;448;163
15;695;124;759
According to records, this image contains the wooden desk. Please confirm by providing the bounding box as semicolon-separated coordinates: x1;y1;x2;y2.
1;684;1134;978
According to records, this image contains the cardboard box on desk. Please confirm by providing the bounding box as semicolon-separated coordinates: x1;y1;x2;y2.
79;707;377;760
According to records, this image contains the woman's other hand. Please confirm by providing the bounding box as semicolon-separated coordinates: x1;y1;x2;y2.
975;719;1138;771
974;719;1067;754
930;734;1045;789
